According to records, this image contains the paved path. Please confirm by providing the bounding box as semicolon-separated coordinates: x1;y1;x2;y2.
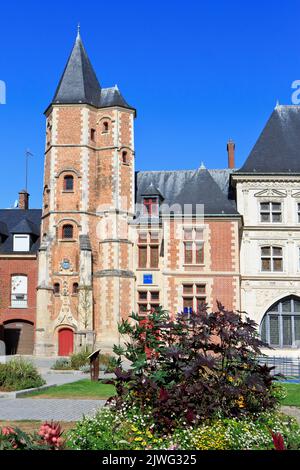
0;398;105;422
281;406;300;425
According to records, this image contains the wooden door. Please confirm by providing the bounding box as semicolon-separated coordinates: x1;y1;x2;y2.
58;328;74;356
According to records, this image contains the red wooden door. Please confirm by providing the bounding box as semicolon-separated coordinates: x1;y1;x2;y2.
58;328;74;356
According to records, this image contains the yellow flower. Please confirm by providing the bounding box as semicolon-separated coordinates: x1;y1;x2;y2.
134;437;143;442
131;426;138;432
142;441;147;446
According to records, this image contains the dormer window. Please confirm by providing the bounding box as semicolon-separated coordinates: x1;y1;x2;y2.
143;197;159;216
13;234;30;252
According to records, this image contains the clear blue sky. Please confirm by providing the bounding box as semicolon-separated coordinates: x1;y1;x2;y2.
0;0;299;208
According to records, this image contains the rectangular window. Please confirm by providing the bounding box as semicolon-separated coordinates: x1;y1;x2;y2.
150;245;159;268
13;234;30;252
138;246;147;268
183;227;205;265
138;231;160;269
182;283;206;313
11;275;28;308
261;246;283;272
90;128;96;141
260;202;282;223
143;198;159;216
184;242;193;264
138;290;160;314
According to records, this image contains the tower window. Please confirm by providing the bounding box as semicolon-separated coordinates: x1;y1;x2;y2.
64;175;74;191
62;224;73;239
91;128;96;141
102;121;109;133
72;283;79;294
122;151;128;164
54;283;60;295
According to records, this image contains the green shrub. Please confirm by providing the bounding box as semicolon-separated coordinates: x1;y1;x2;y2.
66;406;300;450
70;349;91;370
51;358;72;370
0;358;45;391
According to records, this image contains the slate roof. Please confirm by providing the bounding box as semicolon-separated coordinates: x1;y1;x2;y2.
0;210;42;254
237;105;300;173
135;168;238;217
51;33;135;113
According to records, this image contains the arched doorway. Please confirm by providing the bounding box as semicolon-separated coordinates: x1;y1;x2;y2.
4;320;34;355
58;328;74;356
260;296;300;348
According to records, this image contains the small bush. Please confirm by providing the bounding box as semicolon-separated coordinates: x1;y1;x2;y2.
0;358;45;392
51;358;72;371
70;349;91;370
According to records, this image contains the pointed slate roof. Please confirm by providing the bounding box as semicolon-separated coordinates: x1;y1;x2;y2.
141;182;164;199
50;33;135;114
52;32;102;107
238;106;300;173
135;168;238;216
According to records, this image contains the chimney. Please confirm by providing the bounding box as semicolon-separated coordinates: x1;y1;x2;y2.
227;139;235;169
18;190;29;210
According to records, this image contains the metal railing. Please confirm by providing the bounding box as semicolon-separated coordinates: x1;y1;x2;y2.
258;356;300;379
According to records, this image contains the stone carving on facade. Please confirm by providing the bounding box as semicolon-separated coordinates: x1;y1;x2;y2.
53;279;78;329
254;189;287;198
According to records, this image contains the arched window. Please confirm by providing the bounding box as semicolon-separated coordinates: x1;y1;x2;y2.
72;283;79;294
122;151;128;164
261;296;300;348
62;224;73;239
64;175;74;191
54;283;60;295
103;121;109;133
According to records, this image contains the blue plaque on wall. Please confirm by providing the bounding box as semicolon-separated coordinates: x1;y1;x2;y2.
143;274;153;285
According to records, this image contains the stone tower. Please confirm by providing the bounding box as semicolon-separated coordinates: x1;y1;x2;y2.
35;31;136;356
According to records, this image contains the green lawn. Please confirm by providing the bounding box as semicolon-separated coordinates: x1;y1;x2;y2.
281;383;300;407
24;379;116;399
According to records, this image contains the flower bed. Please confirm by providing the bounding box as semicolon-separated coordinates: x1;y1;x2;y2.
0;358;45;392
66;405;300;450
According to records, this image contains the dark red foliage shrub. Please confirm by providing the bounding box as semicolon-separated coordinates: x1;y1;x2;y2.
108;302;279;432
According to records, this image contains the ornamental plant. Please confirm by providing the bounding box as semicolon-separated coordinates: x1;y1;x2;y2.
106;303;279;432
0;421;64;450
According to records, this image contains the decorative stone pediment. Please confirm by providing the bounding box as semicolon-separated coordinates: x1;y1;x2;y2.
54;285;78;329
254;189;287;198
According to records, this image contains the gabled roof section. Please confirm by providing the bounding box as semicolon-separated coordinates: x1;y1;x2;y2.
52;32;101;107
136;168;238;216
238;106;300;173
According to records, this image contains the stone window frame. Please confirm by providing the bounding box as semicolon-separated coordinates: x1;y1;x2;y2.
137;289;160;316
257;198;284;225
137;230;160;269
260;244;284;273
181;283;206;313
11;274;28;309
182;226;205;266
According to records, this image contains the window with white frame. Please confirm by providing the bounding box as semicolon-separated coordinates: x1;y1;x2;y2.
11;275;28;308
13;234;30;252
260;202;282;223
261;246;283;272
183;228;204;265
